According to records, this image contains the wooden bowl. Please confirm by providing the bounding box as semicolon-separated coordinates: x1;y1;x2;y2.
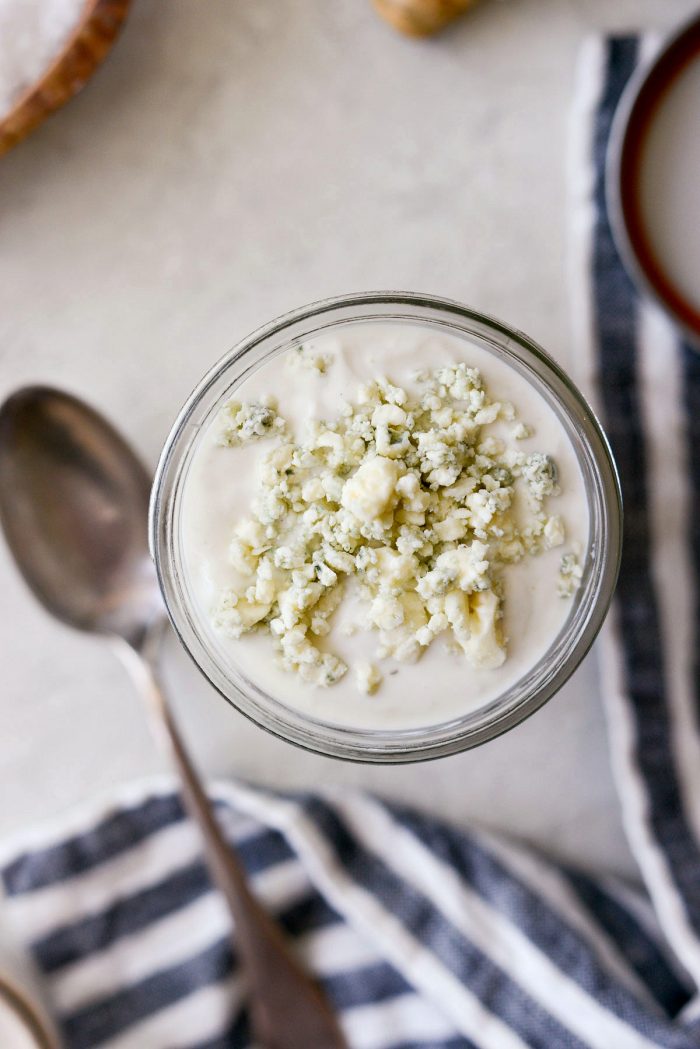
0;973;58;1048
373;0;477;36
0;0;131;157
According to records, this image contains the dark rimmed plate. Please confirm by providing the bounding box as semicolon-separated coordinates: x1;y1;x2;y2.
607;12;700;346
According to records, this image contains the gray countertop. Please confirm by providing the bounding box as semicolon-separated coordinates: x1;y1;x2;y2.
0;0;692;881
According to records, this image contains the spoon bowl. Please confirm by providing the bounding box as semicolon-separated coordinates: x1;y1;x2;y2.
0;386;159;646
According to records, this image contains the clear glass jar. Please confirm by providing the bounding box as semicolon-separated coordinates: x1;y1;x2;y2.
150;293;622;763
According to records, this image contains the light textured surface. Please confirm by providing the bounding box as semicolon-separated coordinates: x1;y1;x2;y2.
0;0;693;880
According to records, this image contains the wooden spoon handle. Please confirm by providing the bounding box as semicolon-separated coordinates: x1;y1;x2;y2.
373;0;477;36
123;644;347;1049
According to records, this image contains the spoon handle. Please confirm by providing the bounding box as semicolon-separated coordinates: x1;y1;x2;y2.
120;643;347;1049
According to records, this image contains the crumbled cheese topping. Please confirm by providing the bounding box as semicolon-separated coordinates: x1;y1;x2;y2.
286;343;332;374
558;549;583;598
211;361;577;692
355;661;383;695
218;398;286;446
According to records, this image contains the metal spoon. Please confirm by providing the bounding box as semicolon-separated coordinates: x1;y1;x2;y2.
0;386;347;1049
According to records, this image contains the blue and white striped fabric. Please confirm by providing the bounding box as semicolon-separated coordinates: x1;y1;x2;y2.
0;778;696;1049
3;35;700;1048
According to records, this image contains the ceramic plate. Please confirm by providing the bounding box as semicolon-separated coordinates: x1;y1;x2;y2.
607;13;700;345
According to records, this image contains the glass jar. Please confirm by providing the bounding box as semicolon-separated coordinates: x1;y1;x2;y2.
150;292;622;763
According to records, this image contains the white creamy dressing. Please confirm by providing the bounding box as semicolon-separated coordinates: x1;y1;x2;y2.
639;54;700;314
182;323;589;730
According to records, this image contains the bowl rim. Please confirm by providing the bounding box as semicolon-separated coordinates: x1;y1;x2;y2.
606;10;700;347
150;291;623;764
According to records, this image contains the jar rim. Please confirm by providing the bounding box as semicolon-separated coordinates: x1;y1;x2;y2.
149;291;622;764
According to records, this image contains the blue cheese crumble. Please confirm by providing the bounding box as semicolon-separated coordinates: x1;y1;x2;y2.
286;343;332;374
218;398;286;446
211;362;577;692
558;549;583;597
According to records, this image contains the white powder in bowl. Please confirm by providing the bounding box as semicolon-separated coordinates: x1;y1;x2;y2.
0;0;86;118
0;996;41;1048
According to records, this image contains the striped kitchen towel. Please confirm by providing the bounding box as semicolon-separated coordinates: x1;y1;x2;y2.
3;33;700;1049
